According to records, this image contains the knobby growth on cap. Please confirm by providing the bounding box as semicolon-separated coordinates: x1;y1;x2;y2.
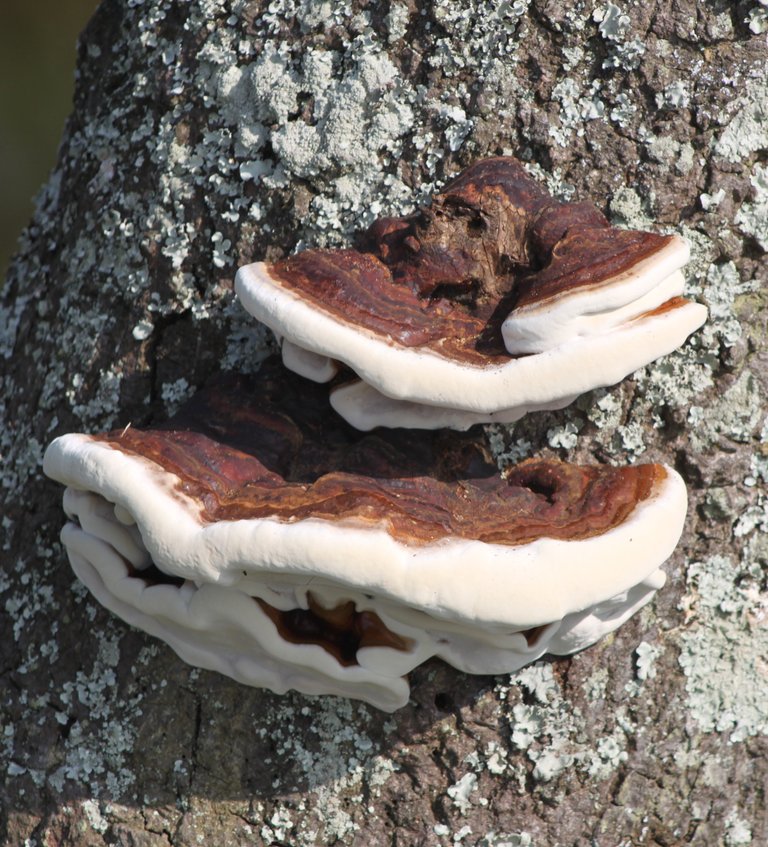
236;157;707;430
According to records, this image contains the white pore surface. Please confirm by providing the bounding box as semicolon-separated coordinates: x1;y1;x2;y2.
45;435;685;710
328;301;706;430
501;237;689;354
235;258;707;429
330;382;581;431
281;338;339;383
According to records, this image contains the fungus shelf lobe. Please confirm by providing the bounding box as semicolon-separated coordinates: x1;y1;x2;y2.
236;156;707;430
44;362;686;711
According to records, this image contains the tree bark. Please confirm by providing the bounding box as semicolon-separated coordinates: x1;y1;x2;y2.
2;0;767;844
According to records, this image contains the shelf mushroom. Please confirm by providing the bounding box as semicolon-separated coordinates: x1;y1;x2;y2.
44;364;687;711
236;157;707;430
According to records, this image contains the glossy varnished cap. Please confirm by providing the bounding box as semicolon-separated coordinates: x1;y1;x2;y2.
236;157;707;430
44;364;686;709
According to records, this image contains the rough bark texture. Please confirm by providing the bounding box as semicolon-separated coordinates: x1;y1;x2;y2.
1;0;766;844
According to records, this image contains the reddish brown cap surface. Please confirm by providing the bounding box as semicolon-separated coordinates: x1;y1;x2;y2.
266;157;678;363
91;362;664;547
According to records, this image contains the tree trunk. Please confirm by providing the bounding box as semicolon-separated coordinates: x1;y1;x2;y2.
2;1;766;844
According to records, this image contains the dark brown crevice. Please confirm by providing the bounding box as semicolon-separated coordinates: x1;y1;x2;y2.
510;466;559;505
523;624;548;647
126;560;186;588
113;543;551;660
256;593;414;667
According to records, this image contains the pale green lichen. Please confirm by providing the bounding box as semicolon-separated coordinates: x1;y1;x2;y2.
747;0;768;34
655;80;691;110
480;835;533;847
546;2;653;144
646;135;695;175
495;662;636;785
735;163;768;251
725;810;754;846
688;368;763;452
435;825;535;846
211;40;417;239
616;419;647;457
447;772;479;814
239;697;399;845
609;186;654;229
594;2;630;40
45;627;148;797
679;554;768;742
700;188;726;211
692;260;759;351
546;420;581;450
629;251;755;438
486;425;534;469
550;76;606;144
220;294;278;373
260;807;296;844
81;799;109;834
160;377;196;415
634;641;660;681
384;3;410;43
430;1;529;79
714;79;768;163
549;3;646;141
582;387;624;431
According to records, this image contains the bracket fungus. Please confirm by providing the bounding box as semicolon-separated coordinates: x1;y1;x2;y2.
44;365;686;711
236;157;707;430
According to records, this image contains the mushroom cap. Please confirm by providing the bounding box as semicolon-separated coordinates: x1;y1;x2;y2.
235;157;706;430
44;365;686;709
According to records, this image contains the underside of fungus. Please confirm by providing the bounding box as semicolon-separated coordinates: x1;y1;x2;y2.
44;365;686;711
236;157;707;430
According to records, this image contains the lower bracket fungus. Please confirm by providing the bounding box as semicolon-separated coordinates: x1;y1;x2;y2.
236;157;707;430
44;364;686;711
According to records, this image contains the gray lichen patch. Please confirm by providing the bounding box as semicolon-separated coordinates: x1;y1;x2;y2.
1;563;148;801
646;135;695;175
634;640;661;681
679;554;768;742
209;35;418;242
735;163;768;251
694;262;748;349
725;810;754;846
241;701;400;846
494;662;634;786
714;79;768;164
619;250;758;449
688;368;763;452
609;186;655;228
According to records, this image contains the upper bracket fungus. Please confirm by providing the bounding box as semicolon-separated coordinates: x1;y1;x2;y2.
44;364;686;711
236;157;707;430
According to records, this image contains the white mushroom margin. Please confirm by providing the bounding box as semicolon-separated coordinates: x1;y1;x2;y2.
235;236;707;430
45;434;686;711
